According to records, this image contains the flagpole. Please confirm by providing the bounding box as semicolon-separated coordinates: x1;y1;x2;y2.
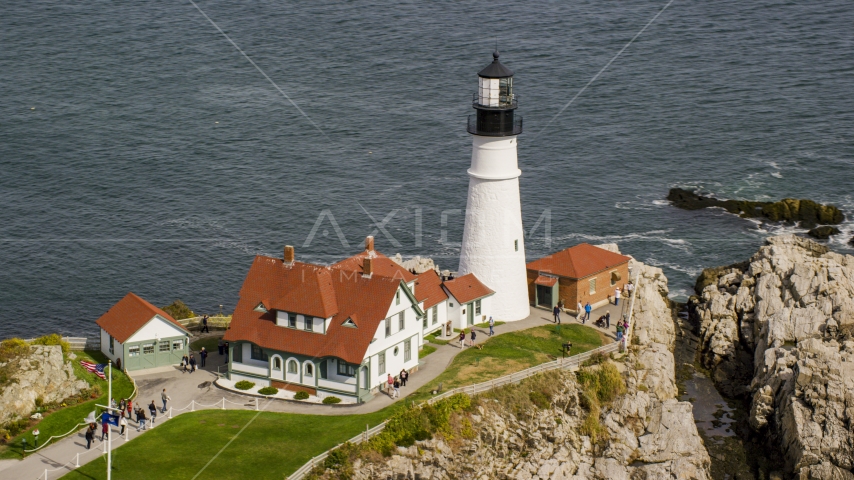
107;360;111;480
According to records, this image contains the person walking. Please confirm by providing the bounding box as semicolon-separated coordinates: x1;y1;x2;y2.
459;330;466;348
134;406;141;424
119;398;127;417
85;425;94;449
189;354;197;373
148;400;157;425
553;305;561;324
386;374;394;397
392;377;400;399
126;399;132;419
470;329;477;347
137;409;147;431
615;287;621;306
161;389;171;413
584;302;592;323
616;323;624;341
626;281;634;298
201;314;210;333
100;417;109;441
181;354;189;373
200;347;208;368
488;316;495;336
577;302;583;321
224;342;230;362
119;416;127;436
218;338;224;355
605;312;611;329
399;369;408;387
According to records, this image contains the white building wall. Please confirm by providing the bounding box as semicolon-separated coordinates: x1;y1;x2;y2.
364;284;422;389
126;315;188;343
458;135;531;322
99;328;123;364
446;293;462;330
422;300;447;336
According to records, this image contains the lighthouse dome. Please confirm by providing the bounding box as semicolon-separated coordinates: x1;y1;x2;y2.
478;51;514;78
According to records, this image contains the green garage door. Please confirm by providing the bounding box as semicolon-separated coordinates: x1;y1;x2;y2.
125;337;187;371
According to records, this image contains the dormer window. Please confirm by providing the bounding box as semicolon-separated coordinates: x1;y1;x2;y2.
395;290;401;305
342;318;357;328
288;313;296;328
304;317;314;332
254;302;268;313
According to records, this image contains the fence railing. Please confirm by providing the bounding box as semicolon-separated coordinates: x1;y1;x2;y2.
20;336;98;351
287;270;641;480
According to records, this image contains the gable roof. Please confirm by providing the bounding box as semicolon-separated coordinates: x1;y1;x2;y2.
526;243;631;279
224;254;420;365
332;250;416;283
443;273;494;304
96;292;188;343
414;270;448;309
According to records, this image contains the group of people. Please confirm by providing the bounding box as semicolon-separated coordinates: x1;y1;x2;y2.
458;328;478;348
386;369;410;399
84;389;172;449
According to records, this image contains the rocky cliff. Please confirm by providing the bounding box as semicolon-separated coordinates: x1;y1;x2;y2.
310;259;710;479
0;345;88;426
692;235;854;478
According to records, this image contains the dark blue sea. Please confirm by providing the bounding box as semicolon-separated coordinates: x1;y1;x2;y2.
2;0;852;339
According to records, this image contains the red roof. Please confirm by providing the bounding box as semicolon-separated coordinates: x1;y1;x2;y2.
224;254;414;364
332;250;416;283
414;270;448;309
526;243;630;279
96;292;188;343
443;273;494;304
534;275;558;287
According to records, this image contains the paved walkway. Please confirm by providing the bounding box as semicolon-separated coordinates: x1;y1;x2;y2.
2;302;625;479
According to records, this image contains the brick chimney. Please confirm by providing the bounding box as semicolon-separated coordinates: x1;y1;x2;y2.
284;245;295;265
363;257;373;278
365;235;374;252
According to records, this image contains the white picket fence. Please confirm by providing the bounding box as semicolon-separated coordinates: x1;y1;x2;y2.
287;271;641;480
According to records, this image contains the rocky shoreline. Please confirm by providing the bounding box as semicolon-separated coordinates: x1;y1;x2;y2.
309;256;712;479
691;235;854;478
667;188;845;237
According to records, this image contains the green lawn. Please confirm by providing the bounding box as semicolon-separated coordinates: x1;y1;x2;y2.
60;325;600;478
419;344;437;359
407;324;602;403
0;350;134;459
62;408;391;480
189;335;223;353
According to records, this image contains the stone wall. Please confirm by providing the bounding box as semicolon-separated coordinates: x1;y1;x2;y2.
0;345;88;426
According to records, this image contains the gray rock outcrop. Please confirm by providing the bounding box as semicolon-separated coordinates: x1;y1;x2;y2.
0;345;88;426
693;235;854;478
390;254;438;274
314;258;711;479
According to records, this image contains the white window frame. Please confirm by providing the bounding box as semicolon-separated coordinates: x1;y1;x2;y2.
172;340;183;351
158;342;170;353
128;345;140;357
378;351;386;375
398;312;405;331
432;306;438;325
385;318;391;338
589;278;597;294
142;344;154;355
404;338;411;362
287;359;298;374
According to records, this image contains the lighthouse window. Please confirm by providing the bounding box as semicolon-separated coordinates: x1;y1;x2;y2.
514;240;518;251
499;78;512;104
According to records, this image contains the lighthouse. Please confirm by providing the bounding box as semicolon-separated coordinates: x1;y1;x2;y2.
458;52;530;321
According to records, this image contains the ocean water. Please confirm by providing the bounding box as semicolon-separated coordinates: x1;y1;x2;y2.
1;0;852;339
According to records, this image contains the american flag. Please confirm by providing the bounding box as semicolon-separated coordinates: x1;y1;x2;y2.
80;361;107;380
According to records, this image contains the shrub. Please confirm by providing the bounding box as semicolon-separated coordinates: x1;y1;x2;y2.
29;334;70;354
162;300;196;320
322;396;341;404
576;361;626;445
257;387;278;395
294;391;310;400
234;380;255;390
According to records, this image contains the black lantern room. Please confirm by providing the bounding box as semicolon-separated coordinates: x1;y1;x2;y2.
467;51;523;137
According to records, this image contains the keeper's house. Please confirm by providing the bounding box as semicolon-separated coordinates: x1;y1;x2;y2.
224;237;429;403
526;243;631;312
96;292;190;371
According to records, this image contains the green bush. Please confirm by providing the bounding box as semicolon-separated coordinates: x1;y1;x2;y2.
322;396;341;404
161;300;196;320
368;393;470;456
29;334;70;354
576;361;626;444
234;380;255;390
294;391;310;400
257;387;278;395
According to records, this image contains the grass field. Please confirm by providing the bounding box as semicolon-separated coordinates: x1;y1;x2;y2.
407;324;601;403
61;324;601;478
62;408;391;480
0;350;135;459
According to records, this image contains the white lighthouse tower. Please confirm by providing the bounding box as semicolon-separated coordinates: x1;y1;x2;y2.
458;52;530;321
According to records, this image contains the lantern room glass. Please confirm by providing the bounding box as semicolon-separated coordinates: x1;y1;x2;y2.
478;77;513;107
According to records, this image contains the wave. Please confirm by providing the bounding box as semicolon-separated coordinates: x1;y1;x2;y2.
644;257;704;278
550;229;693;254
